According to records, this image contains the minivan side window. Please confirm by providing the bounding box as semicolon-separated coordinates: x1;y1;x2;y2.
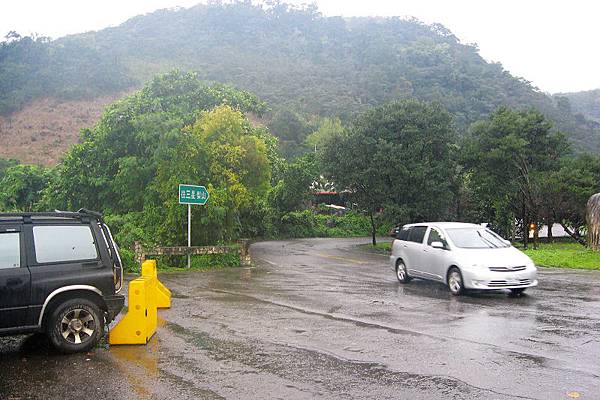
0;232;20;269
33;225;98;264
397;227;410;241
407;226;427;243
427;228;447;246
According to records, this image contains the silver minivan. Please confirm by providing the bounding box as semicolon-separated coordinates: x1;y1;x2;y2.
389;222;538;295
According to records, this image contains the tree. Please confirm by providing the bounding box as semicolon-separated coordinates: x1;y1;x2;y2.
40;70;268;213
269;109;312;159
37;71;274;254
0;158;19;180
149;104;273;245
462;107;569;248
305;118;345;152
545;155;600;245
269;153;320;213
320;100;457;245
0;164;48;211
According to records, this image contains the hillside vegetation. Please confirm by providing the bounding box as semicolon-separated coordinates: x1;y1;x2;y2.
0;1;598;156
559;89;600;123
1;71;598;267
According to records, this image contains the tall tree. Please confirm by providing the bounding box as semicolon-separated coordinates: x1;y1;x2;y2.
545;154;600;245
320;100;457;245
462;107;569;248
0;164;48;211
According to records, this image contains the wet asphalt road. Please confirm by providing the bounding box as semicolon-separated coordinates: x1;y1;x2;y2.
1;238;599;399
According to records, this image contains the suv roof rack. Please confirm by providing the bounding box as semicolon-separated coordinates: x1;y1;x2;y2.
0;209;104;222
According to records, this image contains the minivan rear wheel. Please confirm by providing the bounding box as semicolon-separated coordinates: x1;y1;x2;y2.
447;267;464;296
396;260;411;283
47;299;104;354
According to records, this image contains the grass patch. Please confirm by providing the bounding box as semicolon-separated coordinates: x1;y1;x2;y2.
517;242;600;270
158;252;241;272
357;242;392;255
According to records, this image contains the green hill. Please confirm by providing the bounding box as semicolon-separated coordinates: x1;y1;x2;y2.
1;1;598;153
557;89;600;123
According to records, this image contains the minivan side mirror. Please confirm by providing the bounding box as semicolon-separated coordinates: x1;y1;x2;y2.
431;241;445;249
389;227;399;238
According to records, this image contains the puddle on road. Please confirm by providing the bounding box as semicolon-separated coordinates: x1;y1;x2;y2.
110;338;160;398
108;315;223;400
170;291;190;299
507;351;548;368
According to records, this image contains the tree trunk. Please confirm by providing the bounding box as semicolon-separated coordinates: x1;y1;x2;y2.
588;193;600;251
559;223;587;247
547;219;554;243
511;220;516;243
521;195;528;249
370;212;377;246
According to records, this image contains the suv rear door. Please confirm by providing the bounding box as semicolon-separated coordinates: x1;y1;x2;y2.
25;223;112;324
0;226;31;329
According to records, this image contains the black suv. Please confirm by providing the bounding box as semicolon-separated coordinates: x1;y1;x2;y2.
0;209;124;353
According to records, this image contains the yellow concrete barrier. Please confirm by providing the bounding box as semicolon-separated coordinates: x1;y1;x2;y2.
109;259;171;345
109;277;157;345
141;260;171;309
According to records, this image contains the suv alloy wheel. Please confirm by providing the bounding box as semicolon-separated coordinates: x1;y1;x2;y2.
47;299;104;353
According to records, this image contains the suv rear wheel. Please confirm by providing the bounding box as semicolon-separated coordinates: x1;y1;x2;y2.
47;299;104;353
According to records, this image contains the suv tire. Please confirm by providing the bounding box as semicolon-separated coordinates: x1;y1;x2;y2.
47;299;104;354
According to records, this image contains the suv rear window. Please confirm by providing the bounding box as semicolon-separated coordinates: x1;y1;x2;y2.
407;226;427;243
33;225;98;263
0;232;20;269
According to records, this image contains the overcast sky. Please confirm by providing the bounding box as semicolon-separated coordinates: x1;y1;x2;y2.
1;0;598;94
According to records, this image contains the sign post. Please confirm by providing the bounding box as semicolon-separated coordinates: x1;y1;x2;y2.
178;184;210;268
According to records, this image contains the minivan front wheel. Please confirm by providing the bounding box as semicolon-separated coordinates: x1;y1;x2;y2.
447;267;464;296
510;288;526;296
47;299;104;353
396;260;411;283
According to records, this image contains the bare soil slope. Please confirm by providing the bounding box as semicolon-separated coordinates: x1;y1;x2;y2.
0;94;124;165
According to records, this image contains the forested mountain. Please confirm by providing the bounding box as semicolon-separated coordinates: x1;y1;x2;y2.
558;89;600;123
1;1;599;156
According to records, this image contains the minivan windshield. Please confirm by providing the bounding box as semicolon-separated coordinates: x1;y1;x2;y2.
445;228;510;249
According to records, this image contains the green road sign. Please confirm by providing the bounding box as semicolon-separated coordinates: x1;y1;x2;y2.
179;184;209;205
